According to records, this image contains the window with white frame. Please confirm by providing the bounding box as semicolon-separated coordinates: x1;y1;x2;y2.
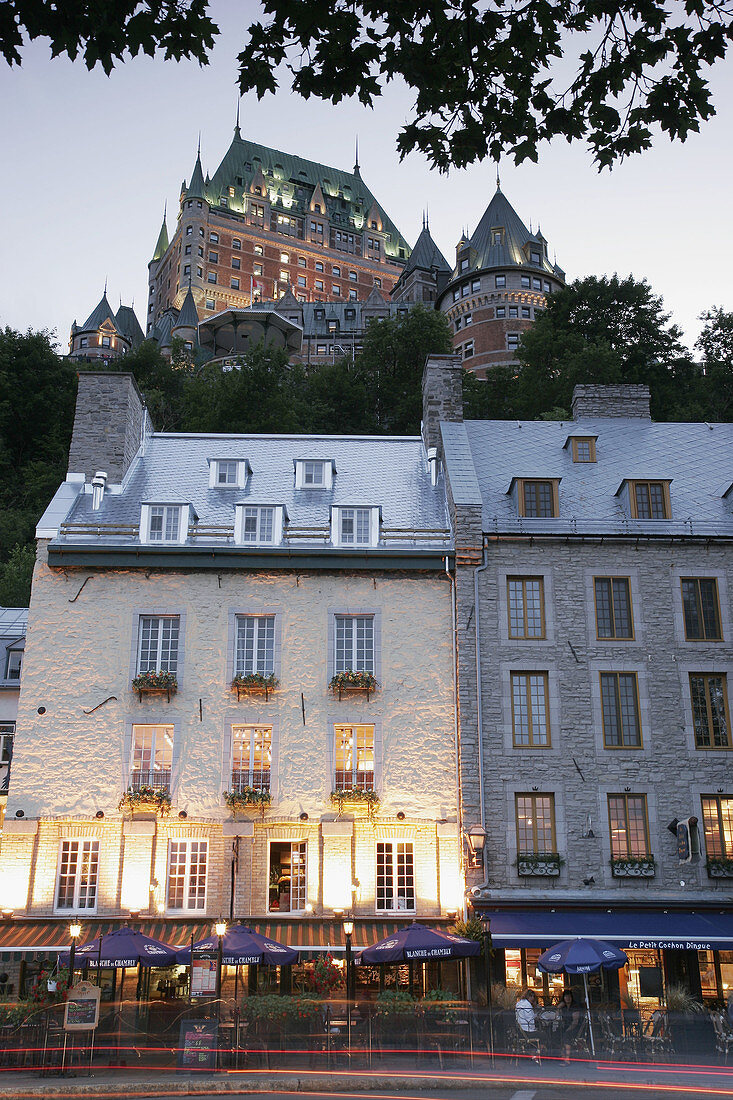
294;458;334;489
376;841;415;912
269;840;307;913
167;840;207;912
334;724;374;790
235;505;281;545
4;645;22;680
231;725;272;791
142;504;185;543
235;615;275;676
55;840;99;911
209;459;247;488
0;723;13;793
333;506;378;547
137;616;180;675
130;724;173;789
335;615;374;674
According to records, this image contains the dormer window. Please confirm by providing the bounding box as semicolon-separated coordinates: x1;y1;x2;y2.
530;250;541;264
515;480;559;519
491;229;503;246
566;436;597;463
209;459;249;488
629;480;670;519
234;505;284;545
332;506;379;547
295;459;335;489
140;503;190;544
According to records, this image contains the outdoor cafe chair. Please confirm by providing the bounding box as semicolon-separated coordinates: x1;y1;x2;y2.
509;1024;541;1064
711;1012;733;1064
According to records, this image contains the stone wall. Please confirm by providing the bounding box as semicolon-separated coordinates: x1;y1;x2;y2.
572;384;651;420
67;372;146;482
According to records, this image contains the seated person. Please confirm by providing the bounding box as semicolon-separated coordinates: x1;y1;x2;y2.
515;989;541;1060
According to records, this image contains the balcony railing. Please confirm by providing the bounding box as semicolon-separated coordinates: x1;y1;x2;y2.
230;771;270;794
130;769;171;791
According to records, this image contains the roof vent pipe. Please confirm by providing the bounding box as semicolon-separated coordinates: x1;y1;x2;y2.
91;470;108;511
428;447;439;486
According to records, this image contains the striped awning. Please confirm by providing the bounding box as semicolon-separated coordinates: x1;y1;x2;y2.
0;917;450;955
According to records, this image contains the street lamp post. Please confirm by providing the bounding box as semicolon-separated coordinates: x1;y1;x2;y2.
68;922;81;985
214;920;227;1071
343;918;354;1054
479;913;494;1065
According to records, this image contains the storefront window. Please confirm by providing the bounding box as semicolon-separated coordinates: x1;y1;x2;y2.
504;948;564;1004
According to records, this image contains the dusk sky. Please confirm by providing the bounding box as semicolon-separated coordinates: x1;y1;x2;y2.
2;0;731;353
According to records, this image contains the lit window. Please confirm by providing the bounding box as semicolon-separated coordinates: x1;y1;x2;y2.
701;796;733;859
594;578;633;639
130;723;173;790
608;794;650;858
377;842;415;911
268;840;306;913
231;725;272;792
254;245;263;255
280;252;289;263
511;671;550;747
279;270;288;282
601;672;641;747
55;840;99;912
507;577;545;639
334;724;374;790
690;673;731;749
235;615;275;677
516;794;556;854
167;840;207;912
253;264;263;276
136;615;179;676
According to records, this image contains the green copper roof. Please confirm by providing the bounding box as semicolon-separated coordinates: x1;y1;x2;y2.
462;187;564;278
189;131;410;262
151;214;169;262
80;293;118;332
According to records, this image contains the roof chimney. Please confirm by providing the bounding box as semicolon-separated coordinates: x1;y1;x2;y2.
422;353;464;456
572;384;651;421
67;372;150;483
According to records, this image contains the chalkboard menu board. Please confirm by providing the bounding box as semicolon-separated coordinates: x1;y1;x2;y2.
64;981;101;1032
177;1018;218;1071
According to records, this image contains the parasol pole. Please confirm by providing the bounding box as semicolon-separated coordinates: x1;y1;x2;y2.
583;971;595;1056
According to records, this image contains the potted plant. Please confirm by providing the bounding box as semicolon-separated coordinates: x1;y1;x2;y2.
330;787;380;818
231;672;279;701
224;787;272;814
132;669;177;701
515;852;564;876
611;855;655;877
329;669;379;699
118;785;172;816
706;857;733;878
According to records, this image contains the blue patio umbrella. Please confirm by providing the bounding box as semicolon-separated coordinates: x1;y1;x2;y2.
356;921;481;965
175;924;298;966
58;927;178;969
537;937;628;1056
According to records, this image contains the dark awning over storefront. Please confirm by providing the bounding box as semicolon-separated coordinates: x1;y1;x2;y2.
483;908;733;951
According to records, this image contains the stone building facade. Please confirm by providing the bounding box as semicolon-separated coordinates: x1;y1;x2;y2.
0;371;460;974
426;361;733;1003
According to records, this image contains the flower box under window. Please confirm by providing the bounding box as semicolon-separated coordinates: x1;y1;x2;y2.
516;852;563;877
706;858;733;879
330;787;380;818
118;785;171;816
231;673;279;701
611;856;655;878
132;670;178;701
224;787;272;814
329;670;378;700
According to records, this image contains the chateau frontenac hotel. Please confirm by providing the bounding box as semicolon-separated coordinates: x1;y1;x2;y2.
68;127;565;375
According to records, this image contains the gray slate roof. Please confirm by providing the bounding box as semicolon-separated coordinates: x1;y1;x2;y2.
80;293;118;333
442;418;733;537
402;225;451;276
115;306;145;348
462;188;564;279
55;434;449;550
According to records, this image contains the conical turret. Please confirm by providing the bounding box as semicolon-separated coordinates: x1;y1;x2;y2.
151;208;169;262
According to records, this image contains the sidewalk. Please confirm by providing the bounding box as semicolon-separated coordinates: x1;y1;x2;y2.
3;1055;733;1099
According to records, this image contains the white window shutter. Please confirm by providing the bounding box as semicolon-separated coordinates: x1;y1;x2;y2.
373;724;383;795
326;724;335;791
269;723;280;802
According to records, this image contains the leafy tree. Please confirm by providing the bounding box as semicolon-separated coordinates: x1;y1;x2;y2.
696;308;733;422
4;2;731;169
514;275;700;421
356;304;453;434
0;544;35;607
